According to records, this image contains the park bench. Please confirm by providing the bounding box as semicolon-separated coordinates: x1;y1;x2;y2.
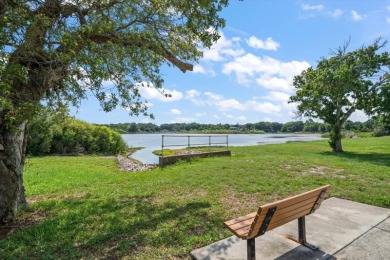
224;184;331;260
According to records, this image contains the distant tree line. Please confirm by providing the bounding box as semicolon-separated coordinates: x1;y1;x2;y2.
102;118;389;136
27;109;127;156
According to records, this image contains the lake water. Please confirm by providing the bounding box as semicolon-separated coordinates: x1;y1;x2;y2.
122;133;324;164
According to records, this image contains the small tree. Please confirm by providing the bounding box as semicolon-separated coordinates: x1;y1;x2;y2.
289;39;390;152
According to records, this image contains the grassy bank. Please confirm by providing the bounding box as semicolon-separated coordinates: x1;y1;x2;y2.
1;137;389;259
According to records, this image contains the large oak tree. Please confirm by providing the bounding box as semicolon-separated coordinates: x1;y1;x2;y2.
289;39;390;152
0;0;228;222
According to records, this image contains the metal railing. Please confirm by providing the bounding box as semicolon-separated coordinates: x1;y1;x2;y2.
161;134;229;156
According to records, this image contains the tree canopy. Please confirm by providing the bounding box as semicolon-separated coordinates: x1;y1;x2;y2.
1;0;228;122
289;39;390;152
0;0;229;222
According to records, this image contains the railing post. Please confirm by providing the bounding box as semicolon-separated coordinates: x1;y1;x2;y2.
226;135;229;151
162;135;164;156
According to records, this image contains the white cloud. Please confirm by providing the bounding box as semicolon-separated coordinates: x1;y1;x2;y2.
300;4;343;20
263;91;291;102
387;5;390;11
351;10;364;21
170;109;182;115
349;110;369;122
329;9;343;19
186;89;201;99
202;32;245;61
213;115;220;119
246;36;280;51
215;98;246;111
238;116;247;121
281;99;297;111
193;64;216;76
255;75;291;92
193;64;206;73
386;17;390;24
187;90;285;118
222;54;310;90
138;83;183;102
246;101;281;114
204;92;223;101
222;53;265;85
302;4;324;11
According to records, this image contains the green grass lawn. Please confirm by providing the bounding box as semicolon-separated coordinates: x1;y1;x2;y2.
1;137;389;259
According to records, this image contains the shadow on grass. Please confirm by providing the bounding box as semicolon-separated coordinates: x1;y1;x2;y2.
0;195;224;259
321;151;390;167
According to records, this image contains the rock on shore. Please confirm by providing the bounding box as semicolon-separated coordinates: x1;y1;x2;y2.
116;155;158;172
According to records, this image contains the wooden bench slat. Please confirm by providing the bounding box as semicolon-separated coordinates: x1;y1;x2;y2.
248;204;314;238
224;212;257;226
258;187;327;214
249;208;310;238
225;199;315;236
265;207;312;232
227;218;254;232
234;226;251;238
247;185;330;238
248;196;318;234
224;185;331;260
224;185;331;240
256;194;319;218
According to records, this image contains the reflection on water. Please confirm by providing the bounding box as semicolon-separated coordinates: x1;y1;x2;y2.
122;133;324;164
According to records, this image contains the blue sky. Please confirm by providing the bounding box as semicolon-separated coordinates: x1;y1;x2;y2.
73;0;390;125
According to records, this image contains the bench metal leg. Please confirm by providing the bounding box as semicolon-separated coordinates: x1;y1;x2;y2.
247;238;256;260
298;216;318;250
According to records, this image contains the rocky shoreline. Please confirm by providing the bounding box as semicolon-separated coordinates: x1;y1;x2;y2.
116;150;203;172
116;155;158;172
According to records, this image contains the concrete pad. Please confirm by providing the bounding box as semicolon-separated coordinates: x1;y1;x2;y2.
334;220;390;260
377;217;390;232
190;198;390;260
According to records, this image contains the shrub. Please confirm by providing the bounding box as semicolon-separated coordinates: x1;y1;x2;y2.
27;110;127;155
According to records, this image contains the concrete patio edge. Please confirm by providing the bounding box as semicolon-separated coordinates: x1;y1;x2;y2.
190;197;390;260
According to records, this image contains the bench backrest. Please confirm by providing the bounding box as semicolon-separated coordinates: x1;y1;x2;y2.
247;184;331;239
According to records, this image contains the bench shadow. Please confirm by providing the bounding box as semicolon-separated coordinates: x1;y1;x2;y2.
321;151;390;167
191;237;337;260
275;245;337;260
190;236;239;260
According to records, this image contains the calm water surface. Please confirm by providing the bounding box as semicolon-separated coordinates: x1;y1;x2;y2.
122;133;324;164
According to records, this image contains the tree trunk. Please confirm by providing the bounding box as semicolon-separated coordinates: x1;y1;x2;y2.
329;124;343;153
0;121;29;223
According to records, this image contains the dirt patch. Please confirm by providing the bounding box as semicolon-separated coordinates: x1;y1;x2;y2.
0;210;50;240
284;164;345;178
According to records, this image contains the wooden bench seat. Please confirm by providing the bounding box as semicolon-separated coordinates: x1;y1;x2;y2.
224;185;331;260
